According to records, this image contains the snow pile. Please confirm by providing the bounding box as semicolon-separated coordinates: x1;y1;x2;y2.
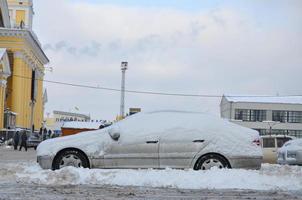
16;164;302;191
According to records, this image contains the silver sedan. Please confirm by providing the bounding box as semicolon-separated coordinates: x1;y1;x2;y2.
278;139;302;165
37;111;262;170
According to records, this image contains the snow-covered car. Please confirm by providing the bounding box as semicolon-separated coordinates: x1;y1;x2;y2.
277;139;302;166
37;111;262;170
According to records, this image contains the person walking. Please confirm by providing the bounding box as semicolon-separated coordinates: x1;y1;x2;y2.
19;131;28;151
43;128;47;140
13;131;20;150
48;129;52;138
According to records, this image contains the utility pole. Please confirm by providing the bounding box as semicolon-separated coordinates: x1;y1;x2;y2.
120;62;128;118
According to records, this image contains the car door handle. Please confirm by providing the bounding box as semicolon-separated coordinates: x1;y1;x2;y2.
193;140;205;143
146;141;159;144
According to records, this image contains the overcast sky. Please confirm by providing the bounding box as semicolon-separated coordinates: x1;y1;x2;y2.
33;0;302;120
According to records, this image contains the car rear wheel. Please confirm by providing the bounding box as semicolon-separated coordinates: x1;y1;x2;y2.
195;154;230;170
53;149;89;170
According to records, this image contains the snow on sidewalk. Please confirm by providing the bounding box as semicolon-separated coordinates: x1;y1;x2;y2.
15;164;302;191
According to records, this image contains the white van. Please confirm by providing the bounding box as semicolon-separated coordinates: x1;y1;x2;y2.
261;135;294;164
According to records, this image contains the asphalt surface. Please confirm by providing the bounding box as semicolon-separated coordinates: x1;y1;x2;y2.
0;145;301;200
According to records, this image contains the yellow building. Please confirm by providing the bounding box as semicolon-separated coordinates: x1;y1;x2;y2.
0;0;49;131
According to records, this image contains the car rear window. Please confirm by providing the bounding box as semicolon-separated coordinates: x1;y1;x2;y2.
262;138;275;148
277;138;292;148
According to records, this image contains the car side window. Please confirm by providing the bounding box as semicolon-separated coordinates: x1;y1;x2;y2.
262;138;275;148
277;138;292;148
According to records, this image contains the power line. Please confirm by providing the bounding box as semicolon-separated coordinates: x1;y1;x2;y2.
11;74;302;98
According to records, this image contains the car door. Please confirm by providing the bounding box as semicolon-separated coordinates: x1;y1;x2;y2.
262;137;277;163
159;129;208;169
103;129;160;169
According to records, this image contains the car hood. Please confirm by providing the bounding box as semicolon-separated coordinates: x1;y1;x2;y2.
279;144;302;152
37;128;112;157
279;139;302;153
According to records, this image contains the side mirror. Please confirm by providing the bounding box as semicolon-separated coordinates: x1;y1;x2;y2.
108;128;120;141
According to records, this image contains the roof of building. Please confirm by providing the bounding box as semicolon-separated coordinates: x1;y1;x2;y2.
53;110;90;119
224;95;302;105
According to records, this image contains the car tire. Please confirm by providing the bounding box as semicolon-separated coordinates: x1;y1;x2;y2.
195;154;230;170
52;149;89;170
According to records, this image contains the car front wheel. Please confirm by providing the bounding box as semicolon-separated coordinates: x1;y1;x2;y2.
195;154;230;170
52;149;89;170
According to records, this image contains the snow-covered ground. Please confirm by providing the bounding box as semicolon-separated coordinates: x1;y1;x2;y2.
11;163;302;191
1;147;302;200
1;146;301;191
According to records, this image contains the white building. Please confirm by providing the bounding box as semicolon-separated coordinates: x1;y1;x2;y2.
53;111;91;122
220;95;302;138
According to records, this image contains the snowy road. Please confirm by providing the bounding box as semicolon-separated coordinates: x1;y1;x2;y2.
0;146;302;200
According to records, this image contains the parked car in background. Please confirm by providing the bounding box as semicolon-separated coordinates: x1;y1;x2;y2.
27;135;42;150
261;135;294;164
278;139;302;166
37;111;262;170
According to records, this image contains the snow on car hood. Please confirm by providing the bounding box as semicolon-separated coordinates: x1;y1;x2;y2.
37;111;261;158
37;128;112;157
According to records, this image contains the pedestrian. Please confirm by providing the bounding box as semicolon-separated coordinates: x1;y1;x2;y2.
43;128;47;140
48;129;52;138
19;131;28;151
13;131;20;150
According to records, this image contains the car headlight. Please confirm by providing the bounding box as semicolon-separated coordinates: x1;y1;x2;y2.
287;152;297;158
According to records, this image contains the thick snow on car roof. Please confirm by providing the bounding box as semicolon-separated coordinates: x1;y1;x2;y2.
118;110;257;137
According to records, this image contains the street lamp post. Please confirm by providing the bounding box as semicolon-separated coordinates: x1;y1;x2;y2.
120;62;128;118
263;121;281;135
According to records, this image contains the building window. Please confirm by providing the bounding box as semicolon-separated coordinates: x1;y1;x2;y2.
288;111;302;123
272;111;287;123
235;109;266;122
250;110;266;122
273;111;302;123
288;130;302;138
235;109;248;121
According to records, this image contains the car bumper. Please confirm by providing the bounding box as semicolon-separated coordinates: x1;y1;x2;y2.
277;158;302;165
37;155;53;169
229;156;263;170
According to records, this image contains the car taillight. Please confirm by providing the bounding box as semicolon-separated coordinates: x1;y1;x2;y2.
253;139;261;146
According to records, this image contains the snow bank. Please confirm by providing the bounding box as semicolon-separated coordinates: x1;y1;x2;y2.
16;164;302;191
